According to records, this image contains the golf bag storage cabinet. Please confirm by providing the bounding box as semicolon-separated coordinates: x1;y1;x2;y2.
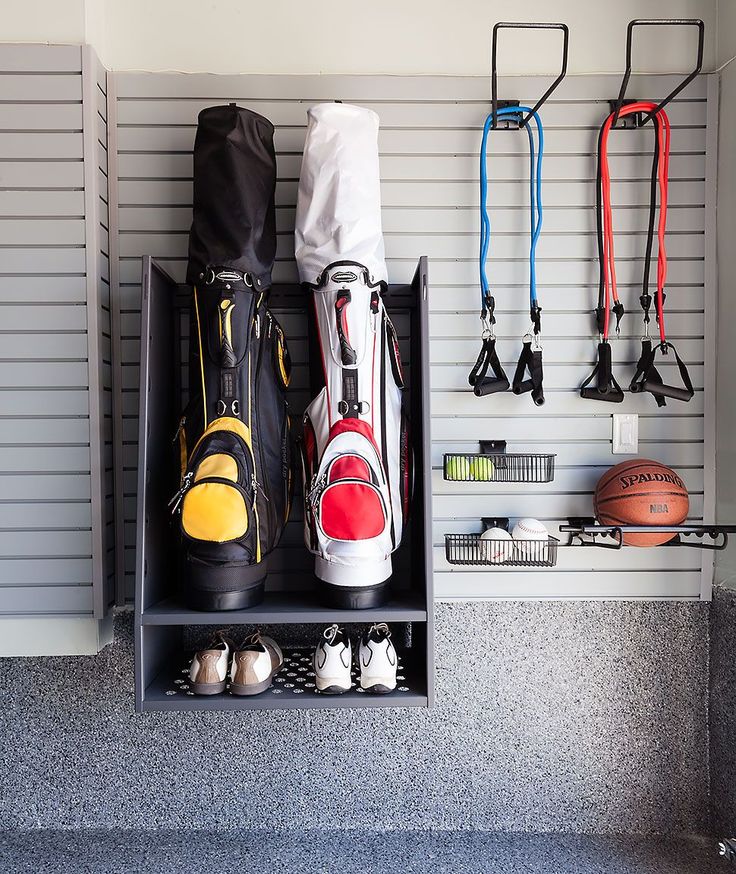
175;105;292;611
296;103;412;609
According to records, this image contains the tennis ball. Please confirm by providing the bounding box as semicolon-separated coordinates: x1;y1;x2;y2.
470;456;495;481
446;455;470;481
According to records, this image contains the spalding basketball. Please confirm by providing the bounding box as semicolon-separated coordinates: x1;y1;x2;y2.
594;459;689;547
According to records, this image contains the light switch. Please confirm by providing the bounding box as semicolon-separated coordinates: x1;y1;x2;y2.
612;414;638;454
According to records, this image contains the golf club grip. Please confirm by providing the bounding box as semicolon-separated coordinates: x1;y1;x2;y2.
640;380;692;402
473;376;510;397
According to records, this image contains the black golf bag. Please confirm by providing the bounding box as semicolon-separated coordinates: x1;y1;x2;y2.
172;104;293;611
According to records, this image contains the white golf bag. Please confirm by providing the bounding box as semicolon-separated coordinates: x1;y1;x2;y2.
295;103;412;608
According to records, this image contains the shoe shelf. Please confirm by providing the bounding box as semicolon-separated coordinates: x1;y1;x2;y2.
142;645;427;711
141;592;428;625
443;441;555;483
134;257;434;712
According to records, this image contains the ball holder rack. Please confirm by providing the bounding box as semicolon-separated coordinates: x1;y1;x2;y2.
560;518;736;551
443;441;556;483
445;517;560;568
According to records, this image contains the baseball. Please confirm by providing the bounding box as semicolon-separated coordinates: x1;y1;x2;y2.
479;527;513;564
511;517;549;561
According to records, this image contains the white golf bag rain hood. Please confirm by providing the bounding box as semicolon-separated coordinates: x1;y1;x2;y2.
295;103;411;610
295;103;387;286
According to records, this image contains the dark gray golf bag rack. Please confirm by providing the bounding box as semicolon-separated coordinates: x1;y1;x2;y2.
134;256;433;711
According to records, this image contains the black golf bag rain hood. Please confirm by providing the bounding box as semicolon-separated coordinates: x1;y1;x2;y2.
186;104;277;290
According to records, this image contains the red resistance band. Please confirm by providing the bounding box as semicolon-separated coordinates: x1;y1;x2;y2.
599;102;670;342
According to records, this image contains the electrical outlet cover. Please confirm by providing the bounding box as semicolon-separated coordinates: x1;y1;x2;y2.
612;413;639;454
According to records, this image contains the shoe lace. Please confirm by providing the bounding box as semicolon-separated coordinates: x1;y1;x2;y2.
323;623;341;644
240;630;262;650
369;622;391;639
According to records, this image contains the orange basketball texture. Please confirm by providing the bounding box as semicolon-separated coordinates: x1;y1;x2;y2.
594;459;689;547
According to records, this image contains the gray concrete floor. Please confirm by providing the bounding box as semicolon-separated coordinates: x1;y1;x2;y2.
0;830;729;874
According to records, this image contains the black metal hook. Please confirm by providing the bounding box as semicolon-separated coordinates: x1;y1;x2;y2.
491;22;569;129
611;18;704;128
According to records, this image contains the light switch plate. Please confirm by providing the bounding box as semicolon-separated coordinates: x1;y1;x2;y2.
612;413;638;454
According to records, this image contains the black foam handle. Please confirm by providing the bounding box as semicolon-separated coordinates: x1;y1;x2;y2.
473;376;511;397
581;387;625;403
596;342;613;391
640;380;693;402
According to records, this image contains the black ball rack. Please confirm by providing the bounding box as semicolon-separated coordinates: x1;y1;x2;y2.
561;518;736;551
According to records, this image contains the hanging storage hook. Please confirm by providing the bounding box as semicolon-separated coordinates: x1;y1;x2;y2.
471;22;568;404
611;18;704;128
491;22;569;128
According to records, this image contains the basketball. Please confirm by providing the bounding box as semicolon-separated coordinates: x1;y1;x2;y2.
594;459;689;547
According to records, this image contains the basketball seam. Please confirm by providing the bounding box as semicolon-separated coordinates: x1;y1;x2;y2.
596;490;688;507
596;460;663;493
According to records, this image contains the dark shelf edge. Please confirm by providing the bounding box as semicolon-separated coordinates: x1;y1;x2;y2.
140;693;429;711
141;596;429;625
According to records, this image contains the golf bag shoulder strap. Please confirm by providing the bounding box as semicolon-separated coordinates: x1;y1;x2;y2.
512;338;544;406
469;335;509;397
635;341;694;403
580;341;624;403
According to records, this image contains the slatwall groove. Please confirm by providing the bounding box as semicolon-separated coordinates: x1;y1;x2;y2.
110;72;713;602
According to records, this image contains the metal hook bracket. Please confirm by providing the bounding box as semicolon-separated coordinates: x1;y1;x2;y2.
491;22;569;129
611;18;704;128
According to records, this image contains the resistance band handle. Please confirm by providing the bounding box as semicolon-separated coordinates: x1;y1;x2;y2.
580;342;625;403
638;342;694;403
512;340;544;406
469;337;510;397
641;381;692;402
474;375;511;397
630;339;666;407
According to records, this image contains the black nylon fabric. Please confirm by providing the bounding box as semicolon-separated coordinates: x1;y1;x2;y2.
186;104;277;288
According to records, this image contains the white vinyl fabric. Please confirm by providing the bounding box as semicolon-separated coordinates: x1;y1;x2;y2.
294;102;388;285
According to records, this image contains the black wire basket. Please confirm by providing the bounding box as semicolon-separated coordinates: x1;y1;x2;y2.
444;533;559;567
443;452;555;483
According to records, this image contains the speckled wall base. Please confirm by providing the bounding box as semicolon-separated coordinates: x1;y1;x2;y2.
710;585;736;834
0;602;708;833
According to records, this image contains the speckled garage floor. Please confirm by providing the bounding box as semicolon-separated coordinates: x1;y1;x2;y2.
0;831;729;874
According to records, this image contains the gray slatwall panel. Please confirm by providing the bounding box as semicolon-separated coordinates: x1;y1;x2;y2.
112;72;714;602
0;44;97;613
81;45;115;617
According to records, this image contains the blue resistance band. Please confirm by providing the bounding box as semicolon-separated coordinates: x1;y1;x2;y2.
469;107;546;405
479;106;544;322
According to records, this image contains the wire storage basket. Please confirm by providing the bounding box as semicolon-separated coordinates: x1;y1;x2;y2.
444;533;559;567
443;452;555;483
